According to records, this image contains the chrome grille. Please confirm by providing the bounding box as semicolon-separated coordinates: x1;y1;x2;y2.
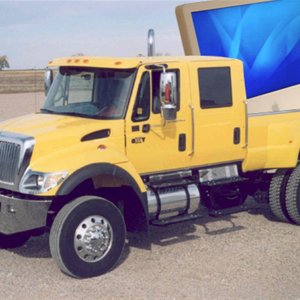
0;132;34;191
0;141;21;184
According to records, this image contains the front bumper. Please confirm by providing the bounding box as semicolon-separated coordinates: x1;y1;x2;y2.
0;193;51;235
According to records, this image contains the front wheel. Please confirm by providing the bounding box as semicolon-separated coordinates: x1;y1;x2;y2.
49;196;126;278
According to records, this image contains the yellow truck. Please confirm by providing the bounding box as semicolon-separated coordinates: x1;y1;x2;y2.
1;55;300;278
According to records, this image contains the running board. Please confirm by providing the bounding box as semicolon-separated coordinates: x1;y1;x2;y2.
208;204;250;217
150;213;203;226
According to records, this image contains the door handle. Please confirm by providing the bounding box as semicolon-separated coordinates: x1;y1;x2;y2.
189;105;195;156
233;127;240;145
179;134;186;152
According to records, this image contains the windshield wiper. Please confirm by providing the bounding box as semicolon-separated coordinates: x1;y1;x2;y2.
40;109;99;119
40;108;55;114
56;111;96;119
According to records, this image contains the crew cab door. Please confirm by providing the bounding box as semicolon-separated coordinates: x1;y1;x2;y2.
189;61;247;165
125;63;192;174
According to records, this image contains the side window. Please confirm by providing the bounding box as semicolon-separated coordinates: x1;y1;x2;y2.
152;71;161;114
132;72;150;122
152;70;180;114
198;67;232;109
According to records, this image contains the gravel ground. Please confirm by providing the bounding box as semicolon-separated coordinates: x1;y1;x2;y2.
0;93;300;300
0;92;44;121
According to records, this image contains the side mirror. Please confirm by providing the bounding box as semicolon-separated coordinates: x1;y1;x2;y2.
160;72;177;121
44;68;53;96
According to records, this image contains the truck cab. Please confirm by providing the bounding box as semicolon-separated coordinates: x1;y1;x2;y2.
44;56;247;174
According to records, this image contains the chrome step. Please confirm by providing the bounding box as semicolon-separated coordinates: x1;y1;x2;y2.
150;212;203;226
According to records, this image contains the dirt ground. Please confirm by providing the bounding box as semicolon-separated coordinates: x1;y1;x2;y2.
0;92;44;121
0;93;300;300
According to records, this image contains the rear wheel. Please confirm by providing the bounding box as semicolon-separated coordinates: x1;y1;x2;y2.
285;165;300;224
50;196;126;278
269;169;292;222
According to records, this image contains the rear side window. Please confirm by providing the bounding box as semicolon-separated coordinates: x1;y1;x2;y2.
198;67;232;109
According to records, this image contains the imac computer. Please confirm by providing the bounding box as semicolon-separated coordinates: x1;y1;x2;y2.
176;0;300;113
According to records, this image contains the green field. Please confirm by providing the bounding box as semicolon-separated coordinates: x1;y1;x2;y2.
0;70;44;94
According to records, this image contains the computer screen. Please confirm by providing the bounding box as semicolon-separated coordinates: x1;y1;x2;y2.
176;0;300;108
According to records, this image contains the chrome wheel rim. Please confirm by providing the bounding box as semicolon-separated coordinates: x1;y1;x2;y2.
74;215;113;263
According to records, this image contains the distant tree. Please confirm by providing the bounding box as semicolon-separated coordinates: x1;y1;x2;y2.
136;52;171;57
155;52;171;56
0;55;9;70
72;53;85;56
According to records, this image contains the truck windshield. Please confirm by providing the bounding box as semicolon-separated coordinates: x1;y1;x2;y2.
41;67;136;119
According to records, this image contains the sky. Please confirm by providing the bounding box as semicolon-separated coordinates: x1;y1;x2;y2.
0;0;198;69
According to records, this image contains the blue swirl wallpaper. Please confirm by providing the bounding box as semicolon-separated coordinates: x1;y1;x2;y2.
192;0;300;98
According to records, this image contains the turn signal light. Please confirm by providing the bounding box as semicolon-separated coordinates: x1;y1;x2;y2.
97;145;107;150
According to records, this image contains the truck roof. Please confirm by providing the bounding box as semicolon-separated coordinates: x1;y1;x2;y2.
48;55;237;69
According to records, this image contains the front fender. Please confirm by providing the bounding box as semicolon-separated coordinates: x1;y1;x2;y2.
56;162;149;231
57;162;146;197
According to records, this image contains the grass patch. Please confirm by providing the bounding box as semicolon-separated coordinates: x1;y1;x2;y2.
0;70;44;94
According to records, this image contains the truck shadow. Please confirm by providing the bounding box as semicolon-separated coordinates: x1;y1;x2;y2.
127;213;246;250
247;202;285;223
128;197;270;250
117;213;247;269
6;213;245;262
8;233;52;258
7;202;271;262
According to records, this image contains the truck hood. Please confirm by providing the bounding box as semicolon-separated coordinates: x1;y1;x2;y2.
0;113;125;160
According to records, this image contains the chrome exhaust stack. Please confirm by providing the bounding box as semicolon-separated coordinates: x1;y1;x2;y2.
147;29;155;57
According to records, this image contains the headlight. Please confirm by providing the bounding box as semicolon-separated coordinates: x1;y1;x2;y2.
19;170;68;194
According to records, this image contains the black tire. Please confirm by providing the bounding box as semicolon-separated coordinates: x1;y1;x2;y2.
50;196;126;278
285;165;300;224
269;169;292;222
0;232;31;249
